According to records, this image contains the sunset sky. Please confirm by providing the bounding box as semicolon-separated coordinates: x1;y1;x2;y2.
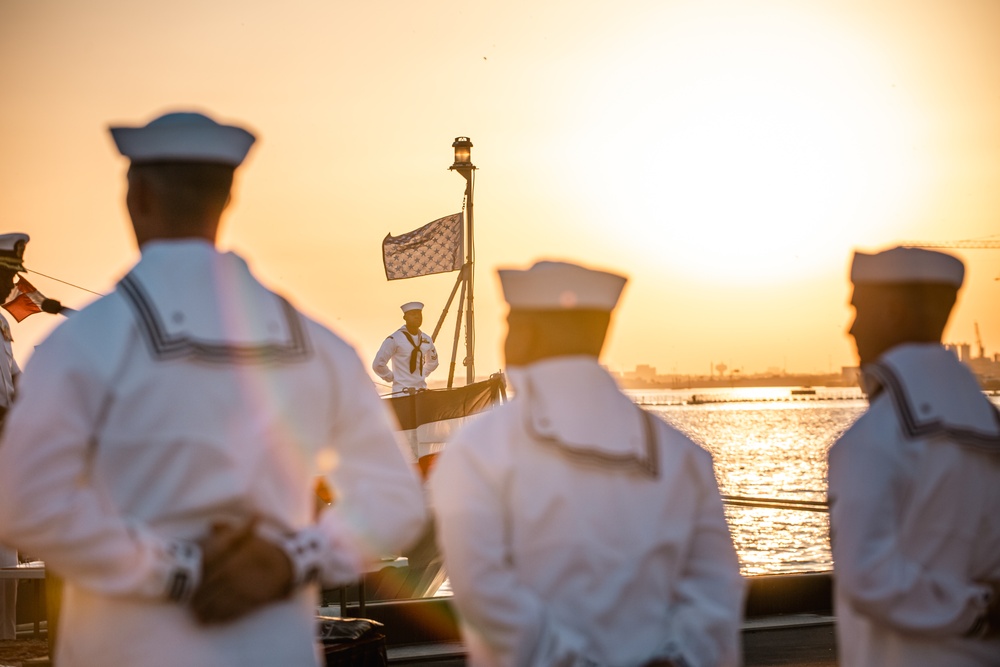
3;0;999;385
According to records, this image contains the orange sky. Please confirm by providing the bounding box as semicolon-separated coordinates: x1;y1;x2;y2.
3;0;999;383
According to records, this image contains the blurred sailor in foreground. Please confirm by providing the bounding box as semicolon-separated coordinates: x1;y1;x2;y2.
829;246;1000;666
0;111;427;666
0;232;28;640
372;301;439;394
429;260;745;667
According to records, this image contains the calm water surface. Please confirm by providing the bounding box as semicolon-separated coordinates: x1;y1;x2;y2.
436;384;997;591
634;386;867;575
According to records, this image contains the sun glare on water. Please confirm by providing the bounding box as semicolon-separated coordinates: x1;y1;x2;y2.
562;4;930;285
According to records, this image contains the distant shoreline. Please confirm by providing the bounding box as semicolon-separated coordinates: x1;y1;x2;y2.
613;374;852;390
426;372;1000;392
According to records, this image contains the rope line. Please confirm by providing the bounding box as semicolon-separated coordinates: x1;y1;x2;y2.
26;269;104;296
722;494;829;512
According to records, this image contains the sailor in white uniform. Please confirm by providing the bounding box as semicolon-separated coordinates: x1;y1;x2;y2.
372;301;439;394
0;111;427;667
0;232;28;640
429;260;745;667
0;233;27;418
829;246;1000;666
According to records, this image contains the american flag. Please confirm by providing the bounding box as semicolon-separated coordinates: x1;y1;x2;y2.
382;212;464;281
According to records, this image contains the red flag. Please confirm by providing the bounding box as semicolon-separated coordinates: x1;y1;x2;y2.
2;277;45;322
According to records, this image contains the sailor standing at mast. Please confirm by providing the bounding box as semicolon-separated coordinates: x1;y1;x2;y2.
372;301;439;394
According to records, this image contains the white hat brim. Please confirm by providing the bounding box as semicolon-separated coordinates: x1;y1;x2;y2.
110;123;255;166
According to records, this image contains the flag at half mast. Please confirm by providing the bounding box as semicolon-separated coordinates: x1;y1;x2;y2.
382;212;464;281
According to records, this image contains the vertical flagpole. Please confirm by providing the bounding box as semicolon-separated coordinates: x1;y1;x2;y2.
450;137;476;385
464;171;475;385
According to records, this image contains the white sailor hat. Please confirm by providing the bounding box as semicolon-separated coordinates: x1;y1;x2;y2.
0;233;29;273
401;302;424;313
498;260;627;311
851;246;964;288
109;111;256;166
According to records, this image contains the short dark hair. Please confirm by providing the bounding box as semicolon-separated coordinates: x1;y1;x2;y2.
891;283;958;340
853;282;958;342
505;308;612;365
130;161;234;222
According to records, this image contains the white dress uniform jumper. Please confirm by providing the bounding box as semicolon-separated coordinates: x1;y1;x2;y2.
372;303;439;393
0;111;426;667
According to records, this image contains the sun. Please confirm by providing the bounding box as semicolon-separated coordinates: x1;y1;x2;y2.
558;3;931;285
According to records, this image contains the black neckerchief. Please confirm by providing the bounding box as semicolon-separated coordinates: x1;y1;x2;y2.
401;330;423;375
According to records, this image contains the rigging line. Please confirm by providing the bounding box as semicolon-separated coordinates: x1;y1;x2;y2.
721;494;829;513
25;269;104;297
469;169;475;264
723;499;829;513
722;493;828;506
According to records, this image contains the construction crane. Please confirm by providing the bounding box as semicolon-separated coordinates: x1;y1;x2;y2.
975;322;985;359
903;239;1000;279
903;240;1000;249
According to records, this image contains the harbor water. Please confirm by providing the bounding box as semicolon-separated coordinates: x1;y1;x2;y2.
434;385;862;599
434;384;998;591
632;386;867;576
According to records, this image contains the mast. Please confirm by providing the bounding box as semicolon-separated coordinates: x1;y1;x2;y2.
449;137;476;385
